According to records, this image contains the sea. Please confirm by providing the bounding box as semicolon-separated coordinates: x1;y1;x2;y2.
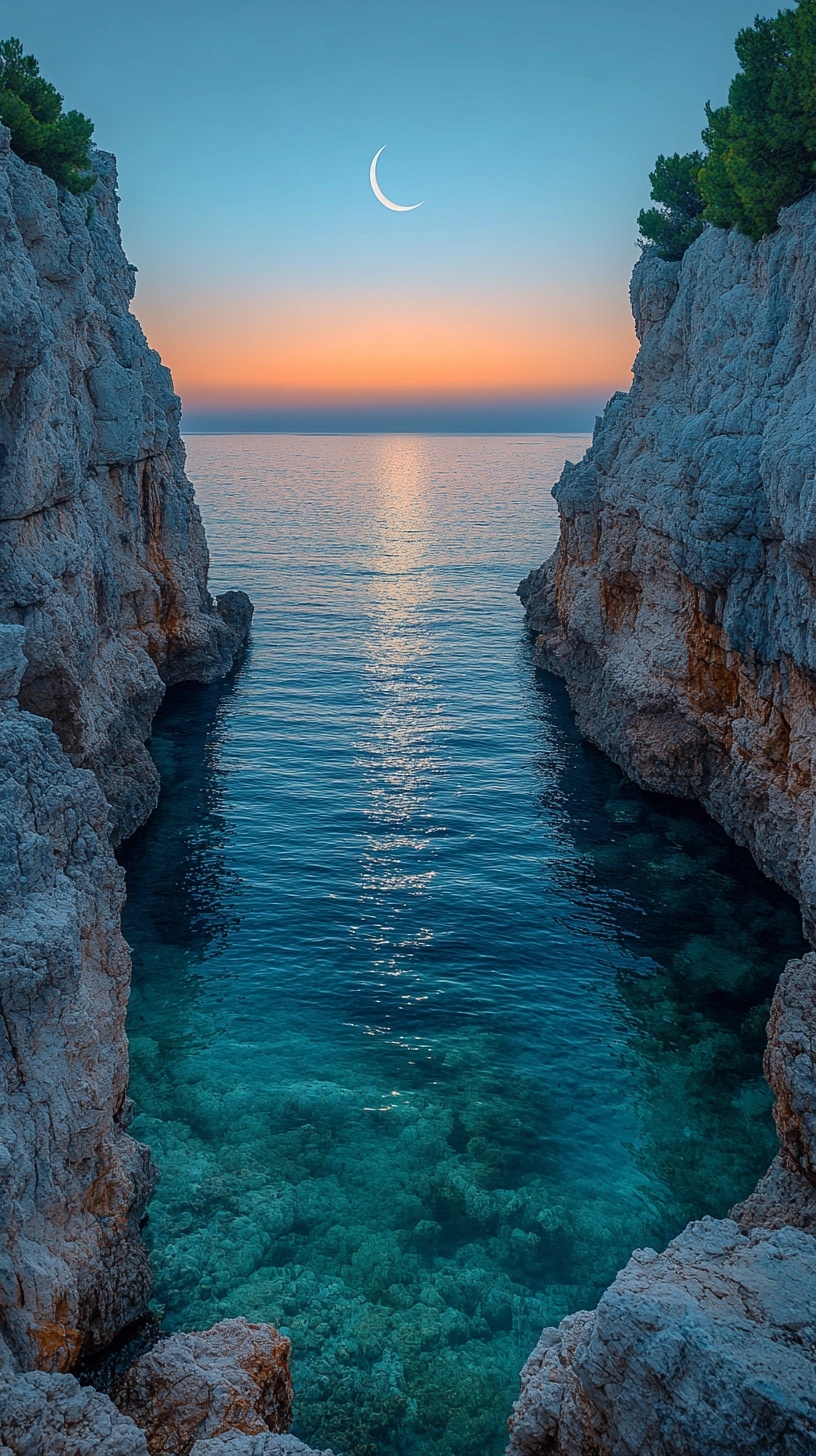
120;433;805;1456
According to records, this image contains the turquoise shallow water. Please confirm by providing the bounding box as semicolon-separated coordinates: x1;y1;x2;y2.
121;434;805;1456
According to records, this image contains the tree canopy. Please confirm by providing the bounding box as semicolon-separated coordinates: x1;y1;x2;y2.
0;37;95;194
699;0;816;240
639;0;816;254
637;152;706;259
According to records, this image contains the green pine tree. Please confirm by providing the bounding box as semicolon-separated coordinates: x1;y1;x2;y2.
637;152;706;259
0;38;95;194
639;1;816;250
699;0;816;240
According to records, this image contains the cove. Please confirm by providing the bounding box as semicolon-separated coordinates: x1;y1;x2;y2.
120;435;806;1456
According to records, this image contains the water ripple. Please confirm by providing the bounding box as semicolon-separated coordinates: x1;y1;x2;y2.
121;434;805;1456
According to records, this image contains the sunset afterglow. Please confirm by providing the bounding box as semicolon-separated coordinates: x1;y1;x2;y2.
138;285;636;410
6;0;765;428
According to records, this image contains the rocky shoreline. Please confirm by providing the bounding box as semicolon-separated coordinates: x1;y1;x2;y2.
0;130;329;1454
511;198;816;1453
2;113;816;1456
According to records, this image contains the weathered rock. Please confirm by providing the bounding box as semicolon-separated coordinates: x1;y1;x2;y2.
507;1219;816;1456
766;954;816;1184
0;625;154;1371
734;954;816;1234
522;197;816;939
0;125;251;844
0;119;252;1409
516;201;816;1453
0;1369;148;1456
733;1152;816;1234
191;1435;337;1456
113;1320;293;1456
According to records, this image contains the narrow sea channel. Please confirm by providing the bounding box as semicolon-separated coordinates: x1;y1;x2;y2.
120;434;805;1456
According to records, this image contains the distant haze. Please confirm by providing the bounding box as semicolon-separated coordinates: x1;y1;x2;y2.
181;394;607;435
8;0;764;429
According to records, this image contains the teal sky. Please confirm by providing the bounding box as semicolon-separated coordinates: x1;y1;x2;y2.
6;0;764;429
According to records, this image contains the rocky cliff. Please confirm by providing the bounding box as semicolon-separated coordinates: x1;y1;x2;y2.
521;201;816;937
0;129;329;1455
0;622;154;1373
512;196;816;1452
0;128;250;846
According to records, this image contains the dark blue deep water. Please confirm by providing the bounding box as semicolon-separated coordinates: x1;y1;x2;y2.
121;434;805;1456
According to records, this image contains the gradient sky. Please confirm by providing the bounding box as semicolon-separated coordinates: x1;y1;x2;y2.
7;0;765;428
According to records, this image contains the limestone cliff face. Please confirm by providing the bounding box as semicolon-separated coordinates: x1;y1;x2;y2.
0;124;342;1456
0;624;154;1372
0;120;276;1452
521;198;816;936
513;199;816;1453
0;127;250;844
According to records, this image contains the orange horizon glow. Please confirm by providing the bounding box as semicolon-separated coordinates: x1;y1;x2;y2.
135;286;637;407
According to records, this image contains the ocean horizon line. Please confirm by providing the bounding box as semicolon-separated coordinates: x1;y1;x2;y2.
180;427;593;438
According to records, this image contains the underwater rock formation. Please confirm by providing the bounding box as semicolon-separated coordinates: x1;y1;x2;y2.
514;197;816;1452
0;126;258;1447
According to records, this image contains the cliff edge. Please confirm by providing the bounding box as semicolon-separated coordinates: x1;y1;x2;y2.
0;128;250;845
521;201;816;935
513;197;816;1452
0;128;331;1456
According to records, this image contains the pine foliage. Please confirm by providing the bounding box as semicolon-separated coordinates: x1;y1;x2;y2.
637;152;706;259
639;0;816;253
0;38;95;194
699;1;816;240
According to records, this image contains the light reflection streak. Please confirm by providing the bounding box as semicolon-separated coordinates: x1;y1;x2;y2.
351;437;449;1024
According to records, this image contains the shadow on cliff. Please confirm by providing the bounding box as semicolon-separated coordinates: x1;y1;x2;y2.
525;652;807;1224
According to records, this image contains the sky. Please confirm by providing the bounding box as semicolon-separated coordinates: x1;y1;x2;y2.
6;0;767;430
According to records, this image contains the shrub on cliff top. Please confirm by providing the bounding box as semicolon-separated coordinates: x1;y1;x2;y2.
639;0;816;253
637;152;706;259
699;0;816;240
0;37;95;194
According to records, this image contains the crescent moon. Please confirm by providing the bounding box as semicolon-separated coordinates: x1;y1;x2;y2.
369;146;424;212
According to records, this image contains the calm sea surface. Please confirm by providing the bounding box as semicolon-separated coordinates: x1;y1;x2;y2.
121;434;804;1456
